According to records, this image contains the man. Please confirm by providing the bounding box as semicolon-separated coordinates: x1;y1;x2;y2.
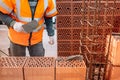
0;0;57;56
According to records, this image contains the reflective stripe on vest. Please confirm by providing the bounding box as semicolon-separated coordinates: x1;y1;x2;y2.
16;0;48;23
46;8;57;17
0;0;12;13
0;0;57;46
15;0;48;32
44;0;48;12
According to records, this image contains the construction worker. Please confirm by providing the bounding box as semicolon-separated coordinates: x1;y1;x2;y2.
0;0;58;56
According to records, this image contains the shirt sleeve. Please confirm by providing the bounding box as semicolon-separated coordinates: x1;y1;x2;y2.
44;17;54;36
0;11;15;27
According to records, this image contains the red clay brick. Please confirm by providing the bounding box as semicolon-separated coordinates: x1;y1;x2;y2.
105;63;120;80
106;35;120;65
24;57;55;80
56;57;86;80
110;66;120;80
0;57;27;80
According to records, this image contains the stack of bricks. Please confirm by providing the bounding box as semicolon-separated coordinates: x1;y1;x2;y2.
56;0;120;79
110;0;120;32
0;57;27;80
56;0;120;56
105;34;120;80
0;57;87;80
56;0;82;56
24;57;55;80
56;57;86;80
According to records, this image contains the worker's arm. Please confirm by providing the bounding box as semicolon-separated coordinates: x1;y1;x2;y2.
0;11;24;32
44;17;54;36
0;11;15;27
44;17;55;45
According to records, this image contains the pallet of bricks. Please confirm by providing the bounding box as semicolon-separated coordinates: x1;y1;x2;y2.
0;57;86;80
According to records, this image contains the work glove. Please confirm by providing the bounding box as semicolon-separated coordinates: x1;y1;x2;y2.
13;22;24;32
22;20;39;33
48;36;54;45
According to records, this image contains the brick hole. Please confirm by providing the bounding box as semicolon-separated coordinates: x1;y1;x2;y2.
73;29;82;40
72;43;80;52
73;3;82;15
58;44;71;51
57;29;72;40
57;16;72;28
73;16;82;27
57;3;71;15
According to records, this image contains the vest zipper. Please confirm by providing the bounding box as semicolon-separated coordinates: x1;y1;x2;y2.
28;0;38;46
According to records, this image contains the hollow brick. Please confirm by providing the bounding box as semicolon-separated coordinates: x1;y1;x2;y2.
0;57;27;80
106;35;120;65
24;57;55;80
56;57;86;80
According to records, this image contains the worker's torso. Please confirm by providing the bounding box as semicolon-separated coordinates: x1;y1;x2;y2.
9;0;47;46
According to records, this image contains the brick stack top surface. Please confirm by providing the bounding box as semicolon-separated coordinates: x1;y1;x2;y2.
24;57;55;67
56;57;86;67
0;57;27;68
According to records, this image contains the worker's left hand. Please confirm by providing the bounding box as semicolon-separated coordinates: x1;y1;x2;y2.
48;36;54;45
13;22;25;32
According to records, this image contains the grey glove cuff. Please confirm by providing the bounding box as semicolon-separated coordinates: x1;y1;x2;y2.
10;20;16;27
0;12;15;27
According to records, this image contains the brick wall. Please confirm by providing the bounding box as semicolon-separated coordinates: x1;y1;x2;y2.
0;57;86;80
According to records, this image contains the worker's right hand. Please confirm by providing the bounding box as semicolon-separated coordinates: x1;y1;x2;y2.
13;22;24;32
48;36;54;45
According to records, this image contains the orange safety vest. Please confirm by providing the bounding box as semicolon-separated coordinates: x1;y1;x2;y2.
0;0;57;46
